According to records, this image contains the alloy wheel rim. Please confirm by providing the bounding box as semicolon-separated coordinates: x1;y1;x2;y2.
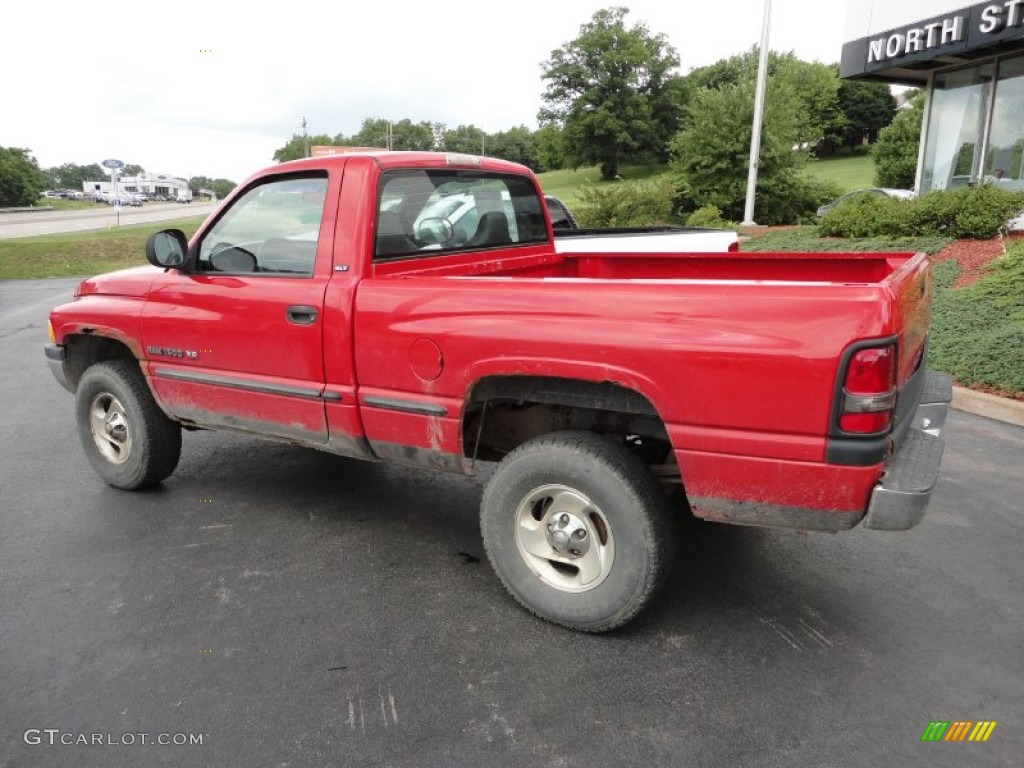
89;392;132;464
513;484;615;593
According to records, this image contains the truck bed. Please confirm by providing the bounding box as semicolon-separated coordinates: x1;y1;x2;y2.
375;248;919;285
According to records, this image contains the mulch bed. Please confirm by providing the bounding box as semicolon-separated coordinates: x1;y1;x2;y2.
930;232;1024;288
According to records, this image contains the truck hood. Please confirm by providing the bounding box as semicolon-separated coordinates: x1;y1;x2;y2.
76;266;163;298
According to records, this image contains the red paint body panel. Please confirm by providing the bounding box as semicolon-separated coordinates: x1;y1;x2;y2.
48;151;938;527
676;448;881;512
353;273;897;454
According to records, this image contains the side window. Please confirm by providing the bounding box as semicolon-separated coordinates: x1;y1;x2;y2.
374;170;547;260
197;175;327;276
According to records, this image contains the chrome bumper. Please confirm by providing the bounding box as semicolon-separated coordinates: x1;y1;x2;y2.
861;371;953;531
44;344;73;393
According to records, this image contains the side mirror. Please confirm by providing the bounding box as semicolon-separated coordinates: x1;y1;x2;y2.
146;229;189;268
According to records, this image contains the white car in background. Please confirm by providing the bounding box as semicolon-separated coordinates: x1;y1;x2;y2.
106;194;143;207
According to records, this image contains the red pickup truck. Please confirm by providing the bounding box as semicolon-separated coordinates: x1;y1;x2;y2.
46;151;952;632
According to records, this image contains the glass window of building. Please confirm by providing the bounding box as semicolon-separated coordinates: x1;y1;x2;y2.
921;64;994;192
983;55;1024;190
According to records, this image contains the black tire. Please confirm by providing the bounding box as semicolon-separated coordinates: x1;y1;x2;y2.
480;431;675;632
75;360;182;489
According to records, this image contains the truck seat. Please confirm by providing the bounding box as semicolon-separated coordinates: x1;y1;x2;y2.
466;211;511;248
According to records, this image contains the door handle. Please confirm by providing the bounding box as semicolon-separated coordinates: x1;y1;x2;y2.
286;305;317;325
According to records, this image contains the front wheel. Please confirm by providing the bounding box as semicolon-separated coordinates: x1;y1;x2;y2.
480;431;675;632
75;360;182;489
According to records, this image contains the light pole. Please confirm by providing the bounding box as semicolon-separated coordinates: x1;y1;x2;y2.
742;0;773;227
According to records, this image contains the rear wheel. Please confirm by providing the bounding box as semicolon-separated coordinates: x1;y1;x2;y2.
75;360;182;489
481;431;675;632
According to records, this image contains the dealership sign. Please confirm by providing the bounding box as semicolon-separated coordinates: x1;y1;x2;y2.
841;1;1024;77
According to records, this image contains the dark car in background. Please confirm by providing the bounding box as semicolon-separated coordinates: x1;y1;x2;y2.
544;195;578;230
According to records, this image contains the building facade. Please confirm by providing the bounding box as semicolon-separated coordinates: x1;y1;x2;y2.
82;173;189;199
842;1;1024;192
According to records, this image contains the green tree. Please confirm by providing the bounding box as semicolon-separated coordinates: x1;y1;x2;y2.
442;124;488;154
672;49;843;223
0;147;45;207
488;125;540;169
835;79;896;148
873;91;924;188
671;81;835;224
273;134;336;162
188;175;213;194
536;123;566;171
210;179;236;199
685;49;842;151
81;164;108;183
46;162;108;191
539;6;681;180
684;50;759;92
775;57;843;150
122;163;145;177
339;118;437;151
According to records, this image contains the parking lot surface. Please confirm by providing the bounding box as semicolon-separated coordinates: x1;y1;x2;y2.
1;278;1021;767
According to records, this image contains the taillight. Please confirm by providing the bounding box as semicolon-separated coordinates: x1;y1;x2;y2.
839;345;896;434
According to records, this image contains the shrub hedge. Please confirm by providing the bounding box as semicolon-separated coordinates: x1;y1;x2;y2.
574;179;680;228
819;185;1024;239
686;205;734;229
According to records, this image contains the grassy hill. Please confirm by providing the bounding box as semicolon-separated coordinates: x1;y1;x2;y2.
802;153;875;192
537;152;877;205
536;164;669;205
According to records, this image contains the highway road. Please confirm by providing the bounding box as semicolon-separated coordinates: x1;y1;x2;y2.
0;202;217;239
1;278;1021;767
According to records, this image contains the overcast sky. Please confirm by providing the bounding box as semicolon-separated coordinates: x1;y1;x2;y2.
3;1;849;184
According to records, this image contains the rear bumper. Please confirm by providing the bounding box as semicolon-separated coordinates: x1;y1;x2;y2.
44;344;73;393
861;371;952;530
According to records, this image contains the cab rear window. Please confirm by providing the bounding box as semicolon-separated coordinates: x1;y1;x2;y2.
374;170;547;260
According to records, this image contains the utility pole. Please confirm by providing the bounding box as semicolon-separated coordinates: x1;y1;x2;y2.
742;0;773;227
302;116;310;158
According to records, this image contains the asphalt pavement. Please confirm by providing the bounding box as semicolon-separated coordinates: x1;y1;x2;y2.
0;203;217;239
1;278;1021;767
